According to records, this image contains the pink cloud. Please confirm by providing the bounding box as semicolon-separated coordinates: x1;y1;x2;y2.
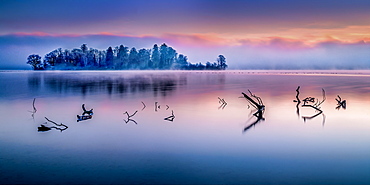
4;32;370;51
161;33;231;47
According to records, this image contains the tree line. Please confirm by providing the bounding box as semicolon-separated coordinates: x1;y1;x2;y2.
27;43;227;70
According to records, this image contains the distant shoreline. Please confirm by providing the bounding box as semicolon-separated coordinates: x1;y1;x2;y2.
3;69;370;76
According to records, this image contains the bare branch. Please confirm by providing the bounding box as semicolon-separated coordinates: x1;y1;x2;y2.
218;97;227;109
43;117;68;132
294;86;301;116
141;101;146;111
164;110;175;122
335;95;346;110
241;90;265;132
28;98;37;118
123;110;138;124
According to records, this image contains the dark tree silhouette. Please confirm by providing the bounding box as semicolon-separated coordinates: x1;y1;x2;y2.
217;55;228;70
28;43;227;70
151;44;160;69
105;46;114;68
27;54;44;70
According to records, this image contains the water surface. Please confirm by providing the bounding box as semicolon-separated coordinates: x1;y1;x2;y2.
0;70;369;184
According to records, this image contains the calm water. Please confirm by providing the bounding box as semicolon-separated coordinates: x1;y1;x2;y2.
0;70;369;184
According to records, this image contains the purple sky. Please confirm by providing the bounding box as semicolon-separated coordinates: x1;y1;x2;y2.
0;0;370;69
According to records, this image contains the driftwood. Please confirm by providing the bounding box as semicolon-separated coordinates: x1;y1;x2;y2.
218;97;227;109
242;90;265;132
77;115;92;122
335;95;346;110
38;117;68;132
123;110;138;124
28;98;37;119
164;110;175;122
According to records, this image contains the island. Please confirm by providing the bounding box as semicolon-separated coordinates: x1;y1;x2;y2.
26;43;227;70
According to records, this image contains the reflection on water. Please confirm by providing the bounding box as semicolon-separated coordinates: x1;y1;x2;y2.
38;72;187;97
0;70;370;184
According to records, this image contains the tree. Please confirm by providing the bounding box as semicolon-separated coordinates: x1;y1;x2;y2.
27;54;44;70
175;54;188;69
138;48;151;69
217;55;228;70
151;44;160;69
159;43;168;69
105;46;114;68
117;45;129;69
30;43;214;70
128;47;139;69
80;44;88;53
166;47;177;68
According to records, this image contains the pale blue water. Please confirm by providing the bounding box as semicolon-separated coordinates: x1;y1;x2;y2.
0;70;369;184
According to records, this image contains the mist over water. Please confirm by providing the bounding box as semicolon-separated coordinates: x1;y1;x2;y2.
0;70;369;184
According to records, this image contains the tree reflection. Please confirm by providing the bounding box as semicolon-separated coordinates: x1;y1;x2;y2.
28;73;186;97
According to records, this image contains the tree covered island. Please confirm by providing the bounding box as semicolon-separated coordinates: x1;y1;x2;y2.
27;43;227;70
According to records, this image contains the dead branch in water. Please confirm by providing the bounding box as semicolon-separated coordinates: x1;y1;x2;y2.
141;101;146;111
40;117;68;132
293;86;301;116
155;102;160;112
164;110;175;122
300;88;326;125
241;91;265;119
123;110;138;124
28;98;37;118
218;97;227;109
335;95;346;110
241;90;265;132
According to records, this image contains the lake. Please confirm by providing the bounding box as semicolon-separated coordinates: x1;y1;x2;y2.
0;70;369;184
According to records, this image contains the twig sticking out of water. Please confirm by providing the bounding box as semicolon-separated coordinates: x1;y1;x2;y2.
123;110;138;124
335;95;346;110
155;102;160;112
28;98;37;119
293;86;301;103
82;104;93;115
141;101;146;111
166;105;170;110
293;86;301;116
218;97;227;109
164;110;175;122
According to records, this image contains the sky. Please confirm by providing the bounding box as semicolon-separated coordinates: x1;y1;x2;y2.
0;0;370;69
